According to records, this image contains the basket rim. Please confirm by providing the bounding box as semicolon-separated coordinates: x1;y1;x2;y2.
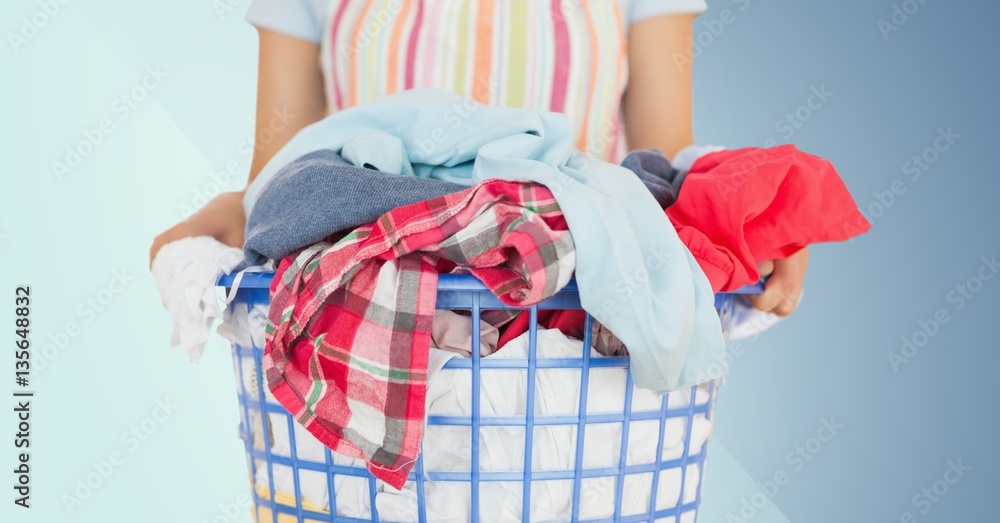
217;271;764;294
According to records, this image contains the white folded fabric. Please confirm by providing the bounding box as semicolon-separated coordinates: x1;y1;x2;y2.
152;236;244;362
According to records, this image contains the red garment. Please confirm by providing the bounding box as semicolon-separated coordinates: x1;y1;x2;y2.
494;145;871;348
264;181;573;489
495;309;586;350
667;145;871;293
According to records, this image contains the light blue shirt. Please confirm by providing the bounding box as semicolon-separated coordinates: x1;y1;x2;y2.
245;89;725;392
245;0;708;43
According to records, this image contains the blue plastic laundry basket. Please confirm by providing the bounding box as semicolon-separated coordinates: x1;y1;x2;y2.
218;272;758;523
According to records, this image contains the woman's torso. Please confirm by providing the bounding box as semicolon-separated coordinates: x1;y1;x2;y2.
320;0;629;161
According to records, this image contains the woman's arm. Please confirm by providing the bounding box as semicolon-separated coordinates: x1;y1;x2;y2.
625;16;807;315
149;28;326;266
622;14;697;159
248;27;328;184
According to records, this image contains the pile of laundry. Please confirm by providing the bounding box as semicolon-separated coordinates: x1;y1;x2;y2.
152;89;870;493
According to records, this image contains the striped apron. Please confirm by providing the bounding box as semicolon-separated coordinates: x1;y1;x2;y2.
320;0;629;161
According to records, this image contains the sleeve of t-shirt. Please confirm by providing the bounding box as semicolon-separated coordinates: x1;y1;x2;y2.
628;0;708;22
244;0;327;43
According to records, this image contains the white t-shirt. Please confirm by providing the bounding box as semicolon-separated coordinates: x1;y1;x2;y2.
245;0;708;43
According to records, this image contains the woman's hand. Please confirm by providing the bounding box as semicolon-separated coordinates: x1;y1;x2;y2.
746;248;809;317
149;191;246;268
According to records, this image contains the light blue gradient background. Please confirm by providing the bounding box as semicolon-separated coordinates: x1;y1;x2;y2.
1;0;996;522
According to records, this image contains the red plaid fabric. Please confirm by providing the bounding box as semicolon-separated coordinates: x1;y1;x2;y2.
263;180;575;488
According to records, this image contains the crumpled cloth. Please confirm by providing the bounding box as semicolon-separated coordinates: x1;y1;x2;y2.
667;145;871;292
264;179;575;489
217;302;269;350
152;236;243;362
243;149;465;266
431;310;499;358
